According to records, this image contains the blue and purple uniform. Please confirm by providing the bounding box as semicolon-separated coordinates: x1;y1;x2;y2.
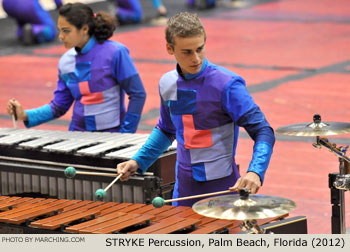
2;0;62;43
115;0;165;24
24;36;146;133
187;0;216;8
132;59;274;206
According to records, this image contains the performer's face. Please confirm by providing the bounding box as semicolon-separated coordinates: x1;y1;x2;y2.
166;35;206;75
57;16;89;49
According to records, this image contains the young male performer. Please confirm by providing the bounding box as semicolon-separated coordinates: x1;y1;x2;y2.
117;12;275;206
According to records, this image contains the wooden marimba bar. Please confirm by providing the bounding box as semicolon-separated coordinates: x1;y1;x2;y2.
0;196;306;234
0;128;177;204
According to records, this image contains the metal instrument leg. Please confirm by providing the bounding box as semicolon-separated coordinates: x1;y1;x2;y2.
329;172;346;234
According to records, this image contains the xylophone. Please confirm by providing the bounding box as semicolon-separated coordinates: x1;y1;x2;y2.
0;128;177;203
0;196;307;234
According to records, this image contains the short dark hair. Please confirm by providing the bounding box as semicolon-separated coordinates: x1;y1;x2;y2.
59;3;117;43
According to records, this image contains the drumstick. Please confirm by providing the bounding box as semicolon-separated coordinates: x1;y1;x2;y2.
152;189;235;208
95;173;123;201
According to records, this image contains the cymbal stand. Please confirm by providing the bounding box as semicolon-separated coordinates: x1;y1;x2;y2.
237;189;270;234
240;219;266;234
313;137;350;234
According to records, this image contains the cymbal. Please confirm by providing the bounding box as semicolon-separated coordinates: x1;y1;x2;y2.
276;121;350;136
192;194;296;220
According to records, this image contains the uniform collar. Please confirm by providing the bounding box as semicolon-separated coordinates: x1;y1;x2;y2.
177;58;208;80
76;36;96;54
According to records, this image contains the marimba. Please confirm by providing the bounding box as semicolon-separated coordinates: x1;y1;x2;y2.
0;128;176;203
0;196;307;234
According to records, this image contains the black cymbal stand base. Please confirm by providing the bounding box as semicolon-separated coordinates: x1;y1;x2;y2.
329;172;343;234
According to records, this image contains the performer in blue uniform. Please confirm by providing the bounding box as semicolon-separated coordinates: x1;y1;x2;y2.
114;0;167;24
116;12;275;206
2;0;62;44
187;0;216;9
7;3;146;133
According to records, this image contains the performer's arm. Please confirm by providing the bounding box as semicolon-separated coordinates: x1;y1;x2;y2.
24;77;74;128
131;100;176;173
222;76;275;184
112;45;146;133
237;106;275;184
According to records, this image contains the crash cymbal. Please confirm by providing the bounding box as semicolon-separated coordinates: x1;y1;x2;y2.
276;121;350;136
192;194;296;220
276;114;350;136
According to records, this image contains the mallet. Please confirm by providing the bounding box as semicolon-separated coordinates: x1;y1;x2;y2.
64;166;120;178
95;173;123;201
64;166;153;178
12;106;17;129
64;166;152;201
152;189;235;208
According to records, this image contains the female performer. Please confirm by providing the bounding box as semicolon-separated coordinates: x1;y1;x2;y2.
7;3;146;133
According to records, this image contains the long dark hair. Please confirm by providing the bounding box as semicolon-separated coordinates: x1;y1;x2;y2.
59;3;117;43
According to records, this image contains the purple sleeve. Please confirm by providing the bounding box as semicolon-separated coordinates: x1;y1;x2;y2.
49;77;74;118
156;100;176;142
